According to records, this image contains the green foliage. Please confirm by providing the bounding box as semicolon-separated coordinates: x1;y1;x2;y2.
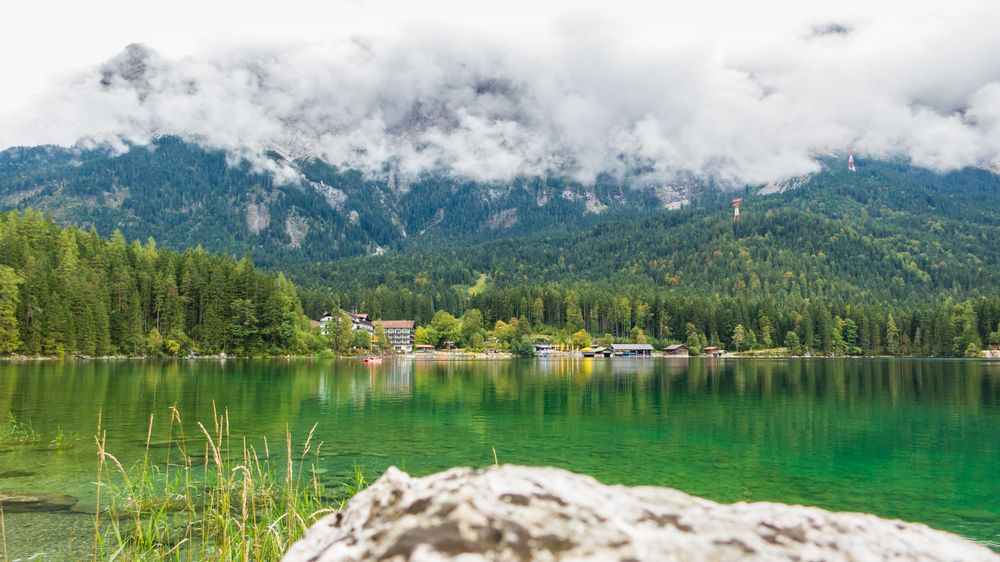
414;325;434;347
784;331;801;355
353;328;372;350
571;329;593;349
330;311;355;354
468;332;485;350
630;325;648;344
429;311;460;347
373;321;390;352
510;335;535;357
459;308;484;346
685;323;706;356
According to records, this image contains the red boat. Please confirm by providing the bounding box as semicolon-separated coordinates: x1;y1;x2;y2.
363;356;383;365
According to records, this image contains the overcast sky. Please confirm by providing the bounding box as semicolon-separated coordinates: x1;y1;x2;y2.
2;0;999;185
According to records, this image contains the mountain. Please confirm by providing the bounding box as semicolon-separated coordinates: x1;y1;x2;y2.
1;136;999;319
0;136;676;267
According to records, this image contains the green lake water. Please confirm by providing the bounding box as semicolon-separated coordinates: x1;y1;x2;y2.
0;357;997;558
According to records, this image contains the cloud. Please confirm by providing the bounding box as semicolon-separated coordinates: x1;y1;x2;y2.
3;2;1000;187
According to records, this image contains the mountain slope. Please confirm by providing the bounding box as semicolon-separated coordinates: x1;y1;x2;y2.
301;161;1000;307
0;137;668;267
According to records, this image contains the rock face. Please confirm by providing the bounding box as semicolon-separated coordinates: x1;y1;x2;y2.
284;465;997;562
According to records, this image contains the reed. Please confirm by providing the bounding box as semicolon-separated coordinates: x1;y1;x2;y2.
92;403;365;561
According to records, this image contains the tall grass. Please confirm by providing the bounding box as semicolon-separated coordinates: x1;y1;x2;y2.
93;404;365;561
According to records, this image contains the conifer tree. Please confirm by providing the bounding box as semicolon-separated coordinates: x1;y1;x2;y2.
0;265;21;354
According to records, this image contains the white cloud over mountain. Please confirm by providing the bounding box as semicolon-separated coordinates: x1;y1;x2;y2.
2;0;1000;186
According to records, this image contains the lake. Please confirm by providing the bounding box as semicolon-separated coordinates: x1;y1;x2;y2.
0;357;998;557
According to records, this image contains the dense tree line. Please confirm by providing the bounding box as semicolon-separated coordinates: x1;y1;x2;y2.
0;210;319;357
304;281;1000;357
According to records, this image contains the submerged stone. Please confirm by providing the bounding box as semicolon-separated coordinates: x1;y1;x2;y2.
0;469;34;478
0;492;79;513
283;465;998;562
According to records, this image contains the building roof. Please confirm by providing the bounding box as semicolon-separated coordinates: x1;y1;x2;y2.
611;344;655;351
310;320;321;328
380;320;415;329
703;346;722;352
348;313;369;320
664;344;688;351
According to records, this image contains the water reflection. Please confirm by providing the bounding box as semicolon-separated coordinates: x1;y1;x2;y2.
0;357;996;552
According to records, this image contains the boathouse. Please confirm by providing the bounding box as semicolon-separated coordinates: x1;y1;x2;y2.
610;343;655;357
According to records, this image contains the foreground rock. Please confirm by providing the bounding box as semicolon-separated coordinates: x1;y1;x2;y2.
284;465;997;562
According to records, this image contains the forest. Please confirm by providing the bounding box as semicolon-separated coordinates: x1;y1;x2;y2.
3;139;1000;357
0;210;320;357
288;160;1000;356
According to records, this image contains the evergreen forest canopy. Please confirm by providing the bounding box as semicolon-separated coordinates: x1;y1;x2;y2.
0;210;319;357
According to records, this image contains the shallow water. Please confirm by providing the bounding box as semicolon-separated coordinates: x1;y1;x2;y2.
0;357;998;557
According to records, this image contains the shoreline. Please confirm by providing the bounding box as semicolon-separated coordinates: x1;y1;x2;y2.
1;352;997;362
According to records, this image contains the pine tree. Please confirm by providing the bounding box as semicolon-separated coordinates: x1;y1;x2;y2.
758;313;773;348
886;313;900;356
685;323;704;355
731;324;747;352
565;293;584;332
656;299;671;340
532;298;545;326
0;265;22;354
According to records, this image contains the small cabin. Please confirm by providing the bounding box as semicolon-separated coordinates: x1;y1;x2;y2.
663;344;689;356
414;344;436;353
703;346;725;357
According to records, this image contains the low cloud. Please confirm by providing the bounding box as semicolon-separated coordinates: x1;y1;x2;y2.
3;5;1000;187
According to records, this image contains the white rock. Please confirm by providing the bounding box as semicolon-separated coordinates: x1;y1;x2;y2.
283;465;997;562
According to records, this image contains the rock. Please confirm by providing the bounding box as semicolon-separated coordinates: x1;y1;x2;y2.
0;492;78;513
283;465;998;562
0;469;35;478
